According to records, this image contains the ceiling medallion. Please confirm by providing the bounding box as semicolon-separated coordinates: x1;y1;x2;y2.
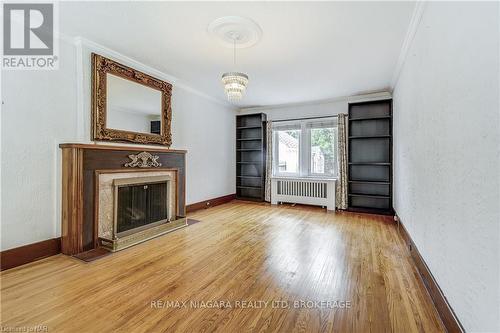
208;16;262;49
208;16;262;102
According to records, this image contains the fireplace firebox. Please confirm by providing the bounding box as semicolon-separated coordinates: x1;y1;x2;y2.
97;172;187;252
114;176;171;237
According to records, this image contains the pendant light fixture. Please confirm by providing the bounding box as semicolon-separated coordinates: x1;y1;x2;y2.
208;16;262;103
221;34;249;102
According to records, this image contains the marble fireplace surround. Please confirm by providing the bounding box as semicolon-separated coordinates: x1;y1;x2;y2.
97;170;177;240
60;143;186;255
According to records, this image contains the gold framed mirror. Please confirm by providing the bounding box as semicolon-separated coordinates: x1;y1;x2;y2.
91;53;172;146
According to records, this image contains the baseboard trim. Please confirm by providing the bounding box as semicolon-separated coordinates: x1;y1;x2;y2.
396;214;465;333
186;194;236;213
0;193;236;270
0;238;61;271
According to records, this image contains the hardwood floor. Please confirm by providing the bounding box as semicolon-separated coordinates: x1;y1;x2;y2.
0;201;445;332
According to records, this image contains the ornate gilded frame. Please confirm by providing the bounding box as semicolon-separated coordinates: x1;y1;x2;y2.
91;53;172;146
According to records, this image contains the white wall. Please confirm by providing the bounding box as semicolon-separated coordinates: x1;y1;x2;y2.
171;86;235;204
239;99;347;121
107;108;152;133
1;41;78;252
1;38;235;251
392;2;500;332
238;91;392;121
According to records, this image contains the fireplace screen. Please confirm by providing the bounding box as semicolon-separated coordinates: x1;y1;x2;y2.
114;177;170;236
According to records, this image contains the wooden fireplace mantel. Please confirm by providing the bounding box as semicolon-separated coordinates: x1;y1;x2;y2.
59;143;187;153
60;143;187;255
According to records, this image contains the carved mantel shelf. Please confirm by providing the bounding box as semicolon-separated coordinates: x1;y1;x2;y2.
59;143;186;153
59;143;187;255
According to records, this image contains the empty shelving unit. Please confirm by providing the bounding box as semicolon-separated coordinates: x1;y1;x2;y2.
236;113;267;201
348;100;393;215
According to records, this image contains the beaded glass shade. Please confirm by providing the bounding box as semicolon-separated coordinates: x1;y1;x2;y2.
221;72;249;101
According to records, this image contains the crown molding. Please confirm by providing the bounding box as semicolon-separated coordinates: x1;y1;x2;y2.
71;36;231;107
240;91;392;112
73;36;178;83
240;96;348;112
390;1;427;90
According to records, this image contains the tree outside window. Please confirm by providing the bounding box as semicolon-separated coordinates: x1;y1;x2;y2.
310;127;335;175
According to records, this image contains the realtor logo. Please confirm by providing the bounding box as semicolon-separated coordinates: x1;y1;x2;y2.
2;2;59;69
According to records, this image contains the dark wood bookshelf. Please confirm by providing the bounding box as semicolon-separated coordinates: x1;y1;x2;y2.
236;113;267;201
237;125;262;129
348;162;391;165
348;193;390;198
348;180;390;185
349;135;391;139
347;100;393;215
349;116;391;121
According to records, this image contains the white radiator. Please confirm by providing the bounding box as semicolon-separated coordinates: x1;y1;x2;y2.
271;177;336;211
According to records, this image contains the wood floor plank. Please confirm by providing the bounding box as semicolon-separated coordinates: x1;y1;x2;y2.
0;201;445;332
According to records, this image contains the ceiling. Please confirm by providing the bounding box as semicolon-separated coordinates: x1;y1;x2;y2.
60;2;415;107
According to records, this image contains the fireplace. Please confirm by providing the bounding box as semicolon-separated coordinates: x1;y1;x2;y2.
97;170;186;252
59;144;187;255
114;176;172;237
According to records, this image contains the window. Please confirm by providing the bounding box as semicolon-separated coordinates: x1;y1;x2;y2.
273;118;337;178
275;129;300;174
309;124;336;176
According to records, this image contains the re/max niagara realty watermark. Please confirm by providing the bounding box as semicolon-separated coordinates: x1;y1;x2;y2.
151;299;352;310
2;1;59;70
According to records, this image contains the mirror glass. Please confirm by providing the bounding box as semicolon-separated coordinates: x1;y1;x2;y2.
106;73;162;134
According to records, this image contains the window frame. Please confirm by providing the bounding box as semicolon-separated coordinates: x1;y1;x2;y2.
272;117;338;179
